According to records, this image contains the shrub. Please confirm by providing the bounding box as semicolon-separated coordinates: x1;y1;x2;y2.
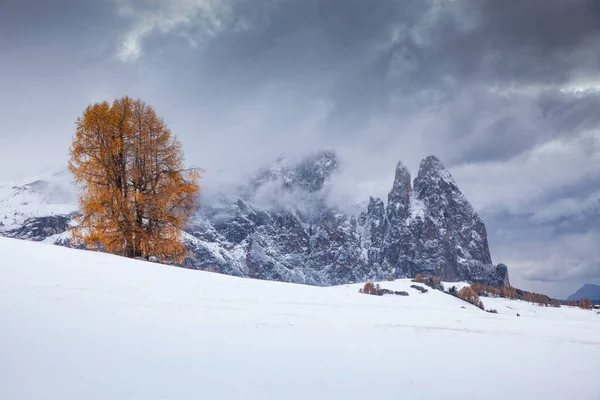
522;291;551;306
470;283;502;298
447;285;458;297
414;273;424;283
578;298;593;309
360;283;409;297
385;276;395;281
501;287;518;299
410;284;428;294
362;282;381;295
422;275;443;290
471;283;483;296
458;286;484;309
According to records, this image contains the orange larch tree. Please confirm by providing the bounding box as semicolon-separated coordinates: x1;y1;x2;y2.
68;96;201;263
458;286;484;309
578;298;593;309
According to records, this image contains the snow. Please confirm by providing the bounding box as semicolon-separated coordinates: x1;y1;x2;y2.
183;232;227;261
440;280;471;292
42;229;73;244
1;237;599;400
408;193;426;221
0;170;76;231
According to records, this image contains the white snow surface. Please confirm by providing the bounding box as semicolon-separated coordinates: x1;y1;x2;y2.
1;237;599;400
0;170;76;231
408;192;426;222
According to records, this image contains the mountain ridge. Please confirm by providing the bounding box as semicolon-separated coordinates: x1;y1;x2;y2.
567;283;600;302
0;151;509;287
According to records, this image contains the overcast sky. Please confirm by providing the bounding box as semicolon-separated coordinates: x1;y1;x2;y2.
1;0;599;297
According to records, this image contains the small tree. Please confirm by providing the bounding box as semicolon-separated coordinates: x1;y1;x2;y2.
578;298;593;309
459;286;484;309
362;282;381;295
501;287;517;299
447;285;458;297
69;96;201;262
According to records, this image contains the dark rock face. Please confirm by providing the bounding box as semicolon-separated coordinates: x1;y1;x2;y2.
2;151;509;287
495;264;511;288
182;151;508;287
381;156;498;284
6;215;73;242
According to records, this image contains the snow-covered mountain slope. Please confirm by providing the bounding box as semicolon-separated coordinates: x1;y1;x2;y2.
0;170;76;238
0;238;598;400
0;151;508;286
186;152;509;286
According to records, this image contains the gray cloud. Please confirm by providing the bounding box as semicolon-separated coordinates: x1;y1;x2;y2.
1;0;599;297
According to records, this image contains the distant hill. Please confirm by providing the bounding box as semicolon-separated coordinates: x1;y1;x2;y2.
567;284;600;303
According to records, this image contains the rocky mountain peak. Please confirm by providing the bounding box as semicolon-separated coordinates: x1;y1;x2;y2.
293;150;338;192
414;155;458;197
387;160;412;222
413;155;475;219
380;155;503;285
1;151;508;288
248;150;338;196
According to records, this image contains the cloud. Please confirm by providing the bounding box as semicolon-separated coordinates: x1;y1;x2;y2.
116;0;237;61
496;229;600;298
453;129;600;215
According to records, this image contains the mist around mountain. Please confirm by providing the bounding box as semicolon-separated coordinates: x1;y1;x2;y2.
0;151;509;287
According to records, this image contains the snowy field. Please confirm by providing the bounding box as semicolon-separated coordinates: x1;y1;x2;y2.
1;237;599;400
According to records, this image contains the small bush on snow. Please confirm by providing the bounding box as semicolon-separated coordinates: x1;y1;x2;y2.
458;286;484;310
361;282;381;296
410;285;428;294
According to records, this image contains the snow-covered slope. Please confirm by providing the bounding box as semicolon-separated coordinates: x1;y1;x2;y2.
0;238;598;400
0;170;76;237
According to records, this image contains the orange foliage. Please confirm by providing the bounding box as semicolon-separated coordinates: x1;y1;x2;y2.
470;283;501;297
470;283;483;296
362;282;380;295
501;287;518;299
578;298;593;309
458;286;484;309
68;97;201;263
522;291;552;306
414;273;424;283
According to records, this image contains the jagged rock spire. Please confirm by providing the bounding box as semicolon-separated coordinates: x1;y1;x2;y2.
387;160;412;221
3;151;509;287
